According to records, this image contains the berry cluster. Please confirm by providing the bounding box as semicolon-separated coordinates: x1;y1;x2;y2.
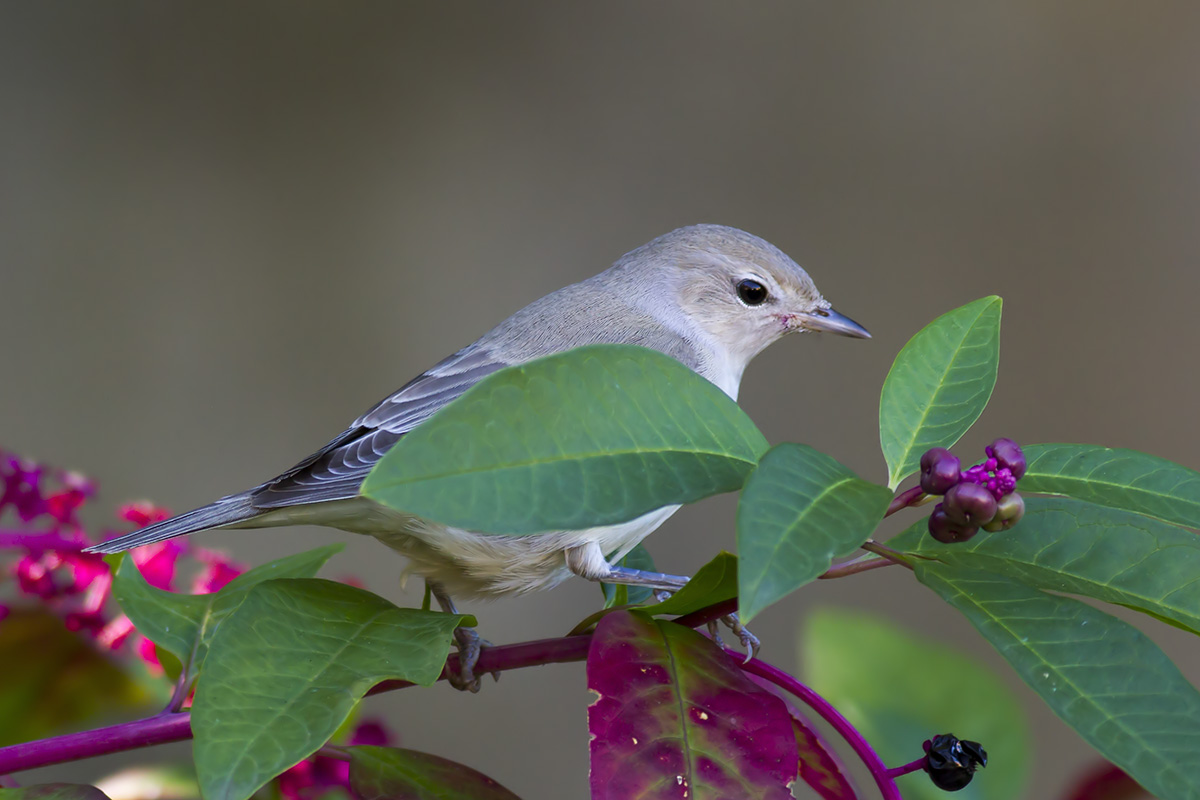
920;439;1026;544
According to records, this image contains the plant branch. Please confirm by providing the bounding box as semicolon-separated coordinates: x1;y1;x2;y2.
735;651;903;800
861;540;915;570
884;486;925;518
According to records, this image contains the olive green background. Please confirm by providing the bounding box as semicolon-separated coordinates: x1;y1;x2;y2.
3;4;1198;797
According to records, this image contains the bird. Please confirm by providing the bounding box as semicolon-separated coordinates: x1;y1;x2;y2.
88;224;870;689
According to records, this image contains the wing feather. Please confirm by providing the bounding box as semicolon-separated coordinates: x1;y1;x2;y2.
251;345;509;508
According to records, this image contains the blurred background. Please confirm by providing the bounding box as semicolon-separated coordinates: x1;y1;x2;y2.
3;3;1199;797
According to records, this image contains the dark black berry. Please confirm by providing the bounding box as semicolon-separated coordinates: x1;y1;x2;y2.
982;492;1026;532
989;438;1027;480
925;733;987;791
928;505;978;543
736;279;769;305
920;448;961;496
943;482;998;527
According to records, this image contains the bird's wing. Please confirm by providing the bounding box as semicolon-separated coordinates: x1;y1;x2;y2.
251;344;511;508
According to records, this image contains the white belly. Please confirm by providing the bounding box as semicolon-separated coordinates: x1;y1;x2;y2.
249;497;680;600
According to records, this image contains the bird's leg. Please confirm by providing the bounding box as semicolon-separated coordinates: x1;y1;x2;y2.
427;580;495;693
565;543;760;658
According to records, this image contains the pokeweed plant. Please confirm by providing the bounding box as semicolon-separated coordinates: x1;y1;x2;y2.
0;296;1193;800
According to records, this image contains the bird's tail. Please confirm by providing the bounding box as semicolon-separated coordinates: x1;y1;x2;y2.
85;493;262;554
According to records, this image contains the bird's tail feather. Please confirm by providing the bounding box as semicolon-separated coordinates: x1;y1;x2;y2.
85;494;261;554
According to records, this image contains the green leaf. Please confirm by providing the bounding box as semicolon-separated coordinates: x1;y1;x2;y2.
737;444;891;622
804;609;1030;800
349;746;524;800
879;296;1002;489
192;578;466;800
601;544;657;608
362;344;769;534
901;497;1200;636
0;786;110;800
112;545;343;683
917;562;1200;800
640;551;738;617
0;609;154;746
1021;443;1200;529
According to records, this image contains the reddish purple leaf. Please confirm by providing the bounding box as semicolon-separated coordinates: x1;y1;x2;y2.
791;718;858;800
348;746;523;800
746;673;858;800
587;611;798;799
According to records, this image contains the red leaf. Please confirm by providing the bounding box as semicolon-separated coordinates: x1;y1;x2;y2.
587;611;798;799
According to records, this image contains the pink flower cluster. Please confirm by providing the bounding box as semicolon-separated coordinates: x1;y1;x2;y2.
1;450;245;672
277;720;394;799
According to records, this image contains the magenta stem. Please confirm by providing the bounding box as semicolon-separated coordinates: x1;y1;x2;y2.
885;486;925;518
0;635;593;775
885;755;927;779
734;651;903;800
0;714;192;774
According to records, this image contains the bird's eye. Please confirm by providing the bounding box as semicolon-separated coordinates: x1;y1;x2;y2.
736;279;768;306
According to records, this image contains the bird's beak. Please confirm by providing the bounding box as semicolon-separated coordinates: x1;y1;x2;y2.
798;307;871;339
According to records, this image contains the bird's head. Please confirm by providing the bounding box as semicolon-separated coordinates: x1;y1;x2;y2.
624;224;870;368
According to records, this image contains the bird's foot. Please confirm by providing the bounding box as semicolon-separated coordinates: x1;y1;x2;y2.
719;612;761;662
447;626;499;693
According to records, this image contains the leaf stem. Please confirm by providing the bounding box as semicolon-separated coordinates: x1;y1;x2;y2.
818;555;898;579
885;486;926;518
861;540;915;571
734;652;903;800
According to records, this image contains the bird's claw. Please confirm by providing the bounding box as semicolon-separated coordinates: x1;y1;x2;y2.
448;627;499;693
719;612;760;662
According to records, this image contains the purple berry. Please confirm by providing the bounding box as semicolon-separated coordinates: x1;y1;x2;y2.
944;482;998;527
920;448;961;496
929;505;978;543
925;734;987;791
989;438;1027;480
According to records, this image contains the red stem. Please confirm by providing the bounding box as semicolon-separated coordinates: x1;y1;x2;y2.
885;485;925;517
735;651;903;800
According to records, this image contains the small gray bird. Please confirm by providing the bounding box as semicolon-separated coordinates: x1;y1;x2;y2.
89;224;868;688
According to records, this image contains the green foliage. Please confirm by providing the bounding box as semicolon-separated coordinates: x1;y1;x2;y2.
111;545;343;685
804;609;1030;800
363;344;768;534
192;579;467;800
1021;443;1200;529
349;746;524;800
0;786;110;800
737;444;891;622
879;296;1002;489
918;563;1200;800
0;609;154;747
901;497;1200;635
639;551;738;617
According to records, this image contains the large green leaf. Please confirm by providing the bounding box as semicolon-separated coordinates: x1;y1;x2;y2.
1021;444;1200;529
0;609;154;746
917;563;1200;800
349;746;524;800
901;497;1200;636
111;545;342;683
0;786;110;800
737;444;891;622
804;609;1030;800
362;344;769;534
879;296;1002;489
192;579;465;800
